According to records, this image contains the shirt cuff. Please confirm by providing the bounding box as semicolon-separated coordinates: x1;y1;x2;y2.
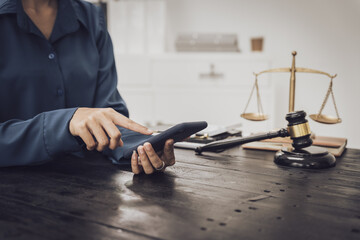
43;108;83;158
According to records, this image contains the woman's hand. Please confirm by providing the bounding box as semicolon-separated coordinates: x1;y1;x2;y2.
131;139;175;175
69;108;152;151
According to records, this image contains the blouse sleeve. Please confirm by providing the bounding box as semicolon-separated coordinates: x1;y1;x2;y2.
0;108;83;167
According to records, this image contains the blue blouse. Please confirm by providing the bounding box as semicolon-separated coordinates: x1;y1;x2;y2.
0;0;149;167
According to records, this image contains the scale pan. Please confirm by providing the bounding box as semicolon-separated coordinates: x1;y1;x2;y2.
241;113;268;121
309;114;342;124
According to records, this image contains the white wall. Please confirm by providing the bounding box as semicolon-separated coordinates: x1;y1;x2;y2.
164;0;360;148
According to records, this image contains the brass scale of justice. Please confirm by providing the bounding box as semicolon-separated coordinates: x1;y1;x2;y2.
196;51;341;169
240;51;342;168
241;51;341;124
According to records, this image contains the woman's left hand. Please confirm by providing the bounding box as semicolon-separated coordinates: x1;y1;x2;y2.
131;139;175;174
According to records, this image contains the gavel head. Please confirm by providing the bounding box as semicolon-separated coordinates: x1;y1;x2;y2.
286;111;313;149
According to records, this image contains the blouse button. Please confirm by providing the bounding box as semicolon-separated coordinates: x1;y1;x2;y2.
48;53;55;60
57;89;63;96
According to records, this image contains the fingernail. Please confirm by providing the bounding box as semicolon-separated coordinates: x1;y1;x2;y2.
138;146;144;154
147;129;154;134
144;142;151;150
132;150;136;158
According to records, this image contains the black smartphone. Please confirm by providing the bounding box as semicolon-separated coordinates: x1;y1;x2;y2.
122;121;208;159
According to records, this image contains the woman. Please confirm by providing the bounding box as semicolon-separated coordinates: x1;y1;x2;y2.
0;0;175;174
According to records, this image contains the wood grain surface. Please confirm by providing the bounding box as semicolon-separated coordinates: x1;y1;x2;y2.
0;147;359;240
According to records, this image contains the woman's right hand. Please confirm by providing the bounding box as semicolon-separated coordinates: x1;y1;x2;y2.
69;108;152;151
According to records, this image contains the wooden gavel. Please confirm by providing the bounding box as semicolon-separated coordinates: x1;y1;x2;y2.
195;111;312;154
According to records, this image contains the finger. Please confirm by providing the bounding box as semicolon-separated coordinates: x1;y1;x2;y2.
162;139;175;166
101;117;122;150
78;127;97;151
131;151;143;174
138;146;154;174
143;142;165;170
109;110;153;135
87;121;109;152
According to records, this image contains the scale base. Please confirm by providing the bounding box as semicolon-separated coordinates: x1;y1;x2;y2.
274;146;336;169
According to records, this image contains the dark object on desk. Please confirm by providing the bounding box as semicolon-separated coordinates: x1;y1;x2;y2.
0;147;359;239
123;121;207;159
187;126;242;144
196;111;336;169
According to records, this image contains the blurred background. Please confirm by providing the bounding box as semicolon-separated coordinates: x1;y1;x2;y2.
89;0;360;148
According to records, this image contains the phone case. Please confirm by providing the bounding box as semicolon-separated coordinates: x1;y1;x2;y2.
122;121;208;159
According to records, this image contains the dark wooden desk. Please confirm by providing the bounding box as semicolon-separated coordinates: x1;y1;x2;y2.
0;147;359;240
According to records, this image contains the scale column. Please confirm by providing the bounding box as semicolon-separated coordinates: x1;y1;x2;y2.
289;51;297;112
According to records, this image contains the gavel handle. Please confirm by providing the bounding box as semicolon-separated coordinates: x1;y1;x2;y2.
195;128;289;154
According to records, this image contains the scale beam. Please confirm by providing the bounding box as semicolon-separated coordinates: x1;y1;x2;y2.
242;51;341;124
255;67;337;79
